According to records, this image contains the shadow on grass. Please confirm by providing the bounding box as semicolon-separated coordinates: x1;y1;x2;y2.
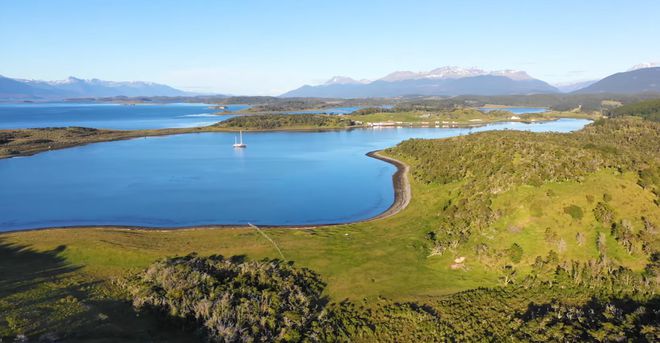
0;238;199;342
0;241;81;298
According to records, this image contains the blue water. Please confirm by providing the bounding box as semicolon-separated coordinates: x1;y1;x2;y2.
479;107;547;114
0;118;590;231
0;103;249;130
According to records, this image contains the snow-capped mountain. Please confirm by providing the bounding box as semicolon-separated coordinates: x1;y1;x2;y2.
0;75;190;100
324;76;369;85
282;66;556;98
378;67;534;82
628;62;660;71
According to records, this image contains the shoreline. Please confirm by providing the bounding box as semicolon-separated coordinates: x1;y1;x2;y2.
0;150;412;234
0;116;570;160
0;125;360;160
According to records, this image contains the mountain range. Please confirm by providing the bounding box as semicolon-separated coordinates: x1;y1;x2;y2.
0;75;190;100
281;65;660;98
281;67;559;98
2;64;660;100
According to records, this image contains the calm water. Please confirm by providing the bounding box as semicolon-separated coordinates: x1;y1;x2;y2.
0;119;590;231
479;107;547;114
0;103;249;130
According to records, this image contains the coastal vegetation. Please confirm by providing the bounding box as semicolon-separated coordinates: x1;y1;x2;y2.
215;114;356;130
387;118;658;261
0;115;355;159
1;114;658;340
347;107;599;125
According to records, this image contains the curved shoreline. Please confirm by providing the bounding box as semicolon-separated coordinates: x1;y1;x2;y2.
0;115;576;160
364;150;411;221
0;150;412;234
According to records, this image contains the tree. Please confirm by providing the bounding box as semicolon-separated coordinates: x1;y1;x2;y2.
612;219;635;254
597;232;608;256
499;265;517;286
557;239;567;253
593;202;614;225
127;254;355;342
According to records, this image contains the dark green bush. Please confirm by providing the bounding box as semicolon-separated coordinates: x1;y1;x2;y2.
127;254;366;342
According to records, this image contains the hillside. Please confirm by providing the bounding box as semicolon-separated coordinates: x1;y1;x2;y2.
575;67;660;94
1;117;658;340
609;98;660;122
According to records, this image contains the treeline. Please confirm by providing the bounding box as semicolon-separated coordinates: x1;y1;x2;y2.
128;254;659;342
362;258;659;342
609;99;660;122
215;114;356;129
387;93;660;112
223;97;395;112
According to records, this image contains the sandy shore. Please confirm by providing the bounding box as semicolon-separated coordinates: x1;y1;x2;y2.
364;150;411;221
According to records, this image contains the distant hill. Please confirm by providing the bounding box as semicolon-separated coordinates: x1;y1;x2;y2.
574;67;660;94
554;80;597;93
281;67;559;98
0;75;191;100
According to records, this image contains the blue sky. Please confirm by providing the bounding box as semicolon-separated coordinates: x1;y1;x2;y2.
1;0;659;95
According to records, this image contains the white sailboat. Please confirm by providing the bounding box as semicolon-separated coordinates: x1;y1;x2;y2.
233;130;247;148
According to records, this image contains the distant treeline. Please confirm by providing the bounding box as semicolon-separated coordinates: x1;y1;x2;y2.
242;98;396;112
391;93;660;112
609;99;660;121
66;94;660;114
216;114;355;129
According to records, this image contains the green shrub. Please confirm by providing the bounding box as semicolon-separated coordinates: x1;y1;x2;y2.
564;205;584;220
508;243;523;263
